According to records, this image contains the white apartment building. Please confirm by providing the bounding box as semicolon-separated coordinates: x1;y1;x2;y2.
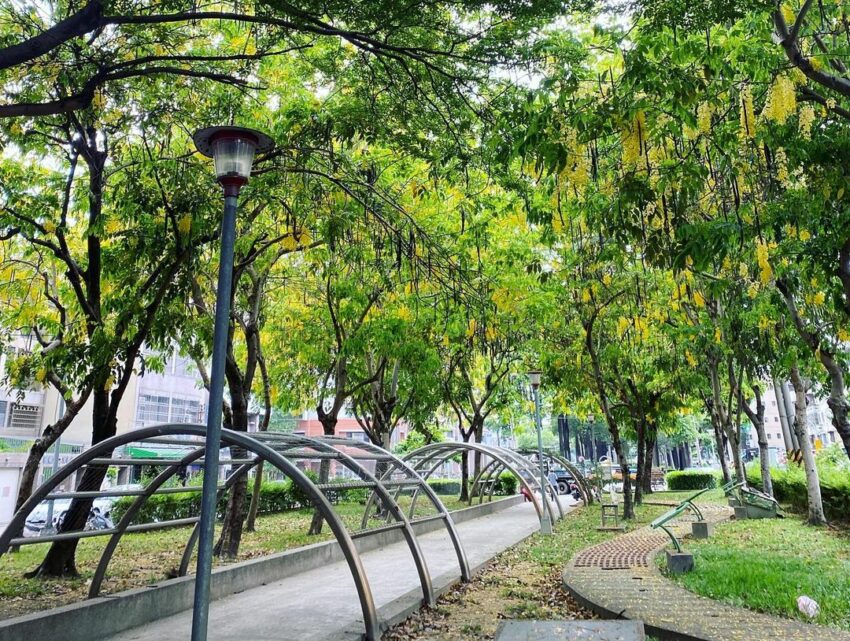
746;382;840;455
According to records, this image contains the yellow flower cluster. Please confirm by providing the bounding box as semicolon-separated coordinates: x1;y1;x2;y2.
617;316;630;336
633;316;650;342
747;282;760;299
685;350;697;367
758;315;772;332
798;104;815;139
756;240;773;284
621;111;647;168
177;214;192;235
560;128;590;191
763;75;797;125
697;102;713;135
839;328;850;342
774;148;790;188
693;291;706;308
739;85;756;139
781;3;795;24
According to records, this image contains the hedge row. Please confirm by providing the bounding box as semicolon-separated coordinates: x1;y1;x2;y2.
113;473;520;524
427;473;517;496
111;477;361;524
665;470;717;490
747;464;850;523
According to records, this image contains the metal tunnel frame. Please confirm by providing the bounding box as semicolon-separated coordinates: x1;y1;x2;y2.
398;442;563;527
0;424;471;641
515;449;595;505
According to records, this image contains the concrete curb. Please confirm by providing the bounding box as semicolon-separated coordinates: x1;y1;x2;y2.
0;495;524;641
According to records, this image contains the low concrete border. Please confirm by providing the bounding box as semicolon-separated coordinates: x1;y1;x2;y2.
0;495;524;641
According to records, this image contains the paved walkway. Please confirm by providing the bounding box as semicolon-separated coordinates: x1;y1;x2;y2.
563;506;850;641
105;500;568;641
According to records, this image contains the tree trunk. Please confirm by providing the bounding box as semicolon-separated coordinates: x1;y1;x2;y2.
640;428;655;496
743;384;773;497
634;419;647;505
214;455;248;557
459;450;470;502
245;460;264;533
611;429;634;519
790;364;827;525
308;411;337;535
28;390;115;577
470;416;484;498
214;387;249;557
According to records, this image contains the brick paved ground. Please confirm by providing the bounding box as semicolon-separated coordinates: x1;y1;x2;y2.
563;505;850;641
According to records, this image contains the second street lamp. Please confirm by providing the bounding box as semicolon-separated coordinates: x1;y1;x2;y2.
191;126;274;641
528;370;553;535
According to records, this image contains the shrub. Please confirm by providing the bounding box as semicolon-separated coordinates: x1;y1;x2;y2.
112;473;366;524
666;470;716;490
495;472;518;496
427;478;462;495
747;461;850;523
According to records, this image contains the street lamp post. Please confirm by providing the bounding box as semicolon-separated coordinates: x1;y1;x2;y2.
191;126;273;641
528;370;552;535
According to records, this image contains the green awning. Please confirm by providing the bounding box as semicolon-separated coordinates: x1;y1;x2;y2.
125;444;196;459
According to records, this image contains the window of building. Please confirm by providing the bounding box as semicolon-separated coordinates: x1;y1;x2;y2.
137;394;170;425
774;416;779;422
171;397;203;424
0;400;6;427
8;403;42;432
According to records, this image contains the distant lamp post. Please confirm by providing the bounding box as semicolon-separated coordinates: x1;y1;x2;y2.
528;370;553;535
190;126;273;641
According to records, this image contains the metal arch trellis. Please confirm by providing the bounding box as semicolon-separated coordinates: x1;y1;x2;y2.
0;424;470;641
515;449;595;505
396;442;562;527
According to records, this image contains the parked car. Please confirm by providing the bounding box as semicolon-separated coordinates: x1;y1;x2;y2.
22;489;132;537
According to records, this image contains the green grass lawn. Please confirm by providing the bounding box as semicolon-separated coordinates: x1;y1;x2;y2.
665;516;850;630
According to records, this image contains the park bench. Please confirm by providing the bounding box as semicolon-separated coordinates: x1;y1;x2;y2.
721;480;745;506
722;480;781;518
649;487;711;552
738;486;782;518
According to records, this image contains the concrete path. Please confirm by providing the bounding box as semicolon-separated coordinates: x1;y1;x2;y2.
563;507;850;641
106;499;569;641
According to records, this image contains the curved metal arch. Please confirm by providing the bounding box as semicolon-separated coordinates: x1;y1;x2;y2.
237;431;437;607
90;445;209;597
0;424;381;639
177;459;259;578
402;442;560;526
493;448;564;520
306;434;470;582
516;449;595;505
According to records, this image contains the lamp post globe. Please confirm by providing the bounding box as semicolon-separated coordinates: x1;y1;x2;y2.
527;369;552;535
190;125;273;641
193;126;274;195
